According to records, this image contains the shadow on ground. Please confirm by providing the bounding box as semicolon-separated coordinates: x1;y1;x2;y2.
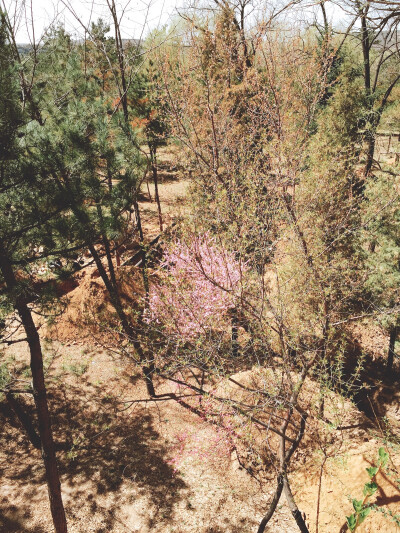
0;371;188;532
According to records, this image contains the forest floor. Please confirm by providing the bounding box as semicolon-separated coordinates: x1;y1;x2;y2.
1;152;400;533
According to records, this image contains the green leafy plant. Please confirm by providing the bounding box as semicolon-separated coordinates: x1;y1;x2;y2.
346;447;389;531
0;362;10;399
66;435;85;462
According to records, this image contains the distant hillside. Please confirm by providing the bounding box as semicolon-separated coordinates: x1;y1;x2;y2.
17;43;31;55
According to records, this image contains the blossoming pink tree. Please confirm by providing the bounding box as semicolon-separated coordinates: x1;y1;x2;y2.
146;233;247;342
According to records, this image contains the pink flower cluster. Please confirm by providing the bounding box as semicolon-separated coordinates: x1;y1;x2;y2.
147;234;246;339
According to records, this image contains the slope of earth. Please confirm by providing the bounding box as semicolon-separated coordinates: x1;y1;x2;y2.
295;440;400;532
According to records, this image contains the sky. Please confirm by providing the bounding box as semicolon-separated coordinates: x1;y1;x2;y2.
6;0;348;44
7;0;183;42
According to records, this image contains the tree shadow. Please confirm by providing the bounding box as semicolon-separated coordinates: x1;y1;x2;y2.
1;372;189;532
343;330;400;422
59;378;189;526
0;512;46;533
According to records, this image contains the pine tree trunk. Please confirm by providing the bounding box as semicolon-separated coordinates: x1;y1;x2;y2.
0;250;67;533
150;145;163;232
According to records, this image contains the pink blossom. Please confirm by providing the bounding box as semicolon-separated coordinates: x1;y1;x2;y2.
146;234;246;340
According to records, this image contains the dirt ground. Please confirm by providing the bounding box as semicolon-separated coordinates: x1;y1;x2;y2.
1;160;400;533
1;338;301;533
2;336;400;533
296;441;400;533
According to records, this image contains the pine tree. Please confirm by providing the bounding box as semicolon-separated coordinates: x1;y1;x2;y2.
0;12;68;532
30;27;156;395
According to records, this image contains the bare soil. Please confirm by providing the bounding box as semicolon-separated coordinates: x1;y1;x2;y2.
0;342;285;532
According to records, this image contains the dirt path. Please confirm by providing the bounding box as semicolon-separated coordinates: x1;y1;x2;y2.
138;148;191;239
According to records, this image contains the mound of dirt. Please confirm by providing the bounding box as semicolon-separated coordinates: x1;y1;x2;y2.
45;265;144;344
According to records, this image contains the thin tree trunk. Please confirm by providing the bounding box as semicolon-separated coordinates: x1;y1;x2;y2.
258;396;308;533
5;391;41;449
109;0;129;123
257;474;284;533
360;8;371;96
318;394;325;419
150;144;163;232
107;7;158;393
386;326;397;376
359;3;373;180
281;408;309;533
0;249;68;533
133;198;151;305
146;178;153;201
95;203;118;292
133;199;155;397
283;472;309;533
231;307;239;357
87;243;155;397
364;133;376;176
